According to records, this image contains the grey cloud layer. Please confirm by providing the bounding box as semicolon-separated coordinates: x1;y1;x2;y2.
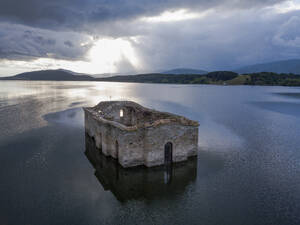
0;0;299;73
0;0;286;31
0;23;92;61
133;8;300;71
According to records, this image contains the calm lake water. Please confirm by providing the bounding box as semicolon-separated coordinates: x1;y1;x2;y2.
1;81;300;225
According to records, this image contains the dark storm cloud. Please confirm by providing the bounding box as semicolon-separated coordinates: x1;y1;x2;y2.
0;0;299;74
23;31;56;46
0;23;92;61
0;0;287;31
273;15;300;48
64;41;74;48
132;8;300;71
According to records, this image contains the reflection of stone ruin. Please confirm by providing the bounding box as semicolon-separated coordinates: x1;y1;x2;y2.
85;134;197;202
83;101;199;168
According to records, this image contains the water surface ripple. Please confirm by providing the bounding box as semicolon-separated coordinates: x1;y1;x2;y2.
1;81;300;225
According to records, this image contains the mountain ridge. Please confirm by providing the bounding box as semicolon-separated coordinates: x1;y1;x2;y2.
1;69;300;86
235;59;300;74
0;69;94;81
162;68;208;75
1;59;300;84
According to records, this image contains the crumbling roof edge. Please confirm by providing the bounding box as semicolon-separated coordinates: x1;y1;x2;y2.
83;102;199;130
83;107;138;131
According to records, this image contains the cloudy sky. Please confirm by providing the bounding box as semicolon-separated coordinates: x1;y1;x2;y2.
0;0;300;76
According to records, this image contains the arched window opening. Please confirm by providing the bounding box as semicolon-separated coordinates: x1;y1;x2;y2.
120;109;124;117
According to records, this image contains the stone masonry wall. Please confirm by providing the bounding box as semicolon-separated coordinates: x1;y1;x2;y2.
143;124;198;167
85;111;144;167
84;110;198;168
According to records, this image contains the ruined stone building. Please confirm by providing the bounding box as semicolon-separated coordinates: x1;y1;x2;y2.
83;101;199;168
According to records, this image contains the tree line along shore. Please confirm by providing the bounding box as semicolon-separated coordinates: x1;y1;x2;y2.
1;70;300;86
96;71;300;86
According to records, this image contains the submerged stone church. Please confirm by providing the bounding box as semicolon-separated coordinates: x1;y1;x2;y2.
83;101;199;168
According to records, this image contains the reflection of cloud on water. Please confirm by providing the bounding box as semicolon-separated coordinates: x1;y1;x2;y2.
43;108;84;127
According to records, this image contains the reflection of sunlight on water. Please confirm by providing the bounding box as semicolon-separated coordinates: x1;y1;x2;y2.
0;81;148;138
0;81;49;104
4;81;291;154
0;81;248;151
2;82;300;225
85;82;145;106
0;81;145;108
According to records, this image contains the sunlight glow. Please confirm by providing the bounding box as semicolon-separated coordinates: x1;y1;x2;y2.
271;0;300;13
0;37;142;76
141;9;202;23
88;38;140;73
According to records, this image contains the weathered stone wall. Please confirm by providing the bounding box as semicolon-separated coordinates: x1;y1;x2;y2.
84;104;199;168
143;124;198;167
85;111;144;167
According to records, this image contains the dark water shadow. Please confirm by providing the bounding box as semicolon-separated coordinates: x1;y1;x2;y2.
85;134;197;203
69;101;86;107
274;92;300;99
250;101;300;118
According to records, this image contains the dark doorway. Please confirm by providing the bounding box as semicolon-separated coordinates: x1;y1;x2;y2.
115;140;120;180
164;142;173;165
115;140;119;159
99;133;102;152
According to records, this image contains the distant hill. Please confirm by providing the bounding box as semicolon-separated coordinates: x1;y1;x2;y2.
96;71;300;86
235;59;300;75
96;71;238;84
57;69;89;76
162;68;207;75
1;69;300;86
0;69;94;81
